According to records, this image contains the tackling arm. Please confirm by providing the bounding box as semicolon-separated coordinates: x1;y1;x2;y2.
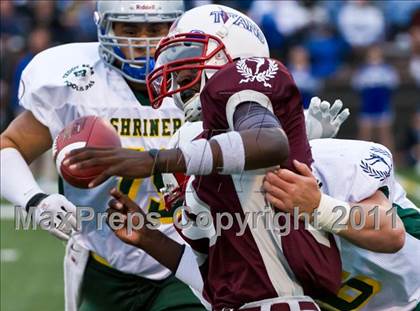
338;190;405;252
263;161;405;253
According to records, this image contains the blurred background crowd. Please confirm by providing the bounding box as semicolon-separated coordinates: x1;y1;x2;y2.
1;0;419;172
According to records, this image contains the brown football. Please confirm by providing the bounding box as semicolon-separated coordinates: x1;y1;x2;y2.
53;116;121;188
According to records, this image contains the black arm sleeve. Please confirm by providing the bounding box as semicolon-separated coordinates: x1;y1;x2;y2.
232;101;282;131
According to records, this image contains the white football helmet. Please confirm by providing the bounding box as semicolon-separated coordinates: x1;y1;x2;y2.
95;0;184;84
147;4;269;121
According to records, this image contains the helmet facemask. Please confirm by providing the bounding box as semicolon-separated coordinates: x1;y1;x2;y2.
147;33;233;119
95;9;182;84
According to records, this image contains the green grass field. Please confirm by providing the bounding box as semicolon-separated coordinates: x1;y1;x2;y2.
0;170;419;311
0;219;65;311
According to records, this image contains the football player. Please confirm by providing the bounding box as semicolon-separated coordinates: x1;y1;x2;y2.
106;103;418;311
0;1;207;311
263;140;420;311
65;5;344;310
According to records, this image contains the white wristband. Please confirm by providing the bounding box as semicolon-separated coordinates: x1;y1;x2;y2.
0;148;44;207
315;193;350;233
179;139;213;176
175;246;204;292
210;131;245;174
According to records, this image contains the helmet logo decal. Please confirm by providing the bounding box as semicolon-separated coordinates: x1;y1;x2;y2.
236;58;278;88
210;10;265;44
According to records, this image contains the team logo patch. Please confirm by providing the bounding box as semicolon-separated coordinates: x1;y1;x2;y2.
236;58;278;88
359;146;392;181
63;64;95;92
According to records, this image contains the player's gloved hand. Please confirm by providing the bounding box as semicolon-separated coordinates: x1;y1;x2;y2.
305;97;350;140
27;193;78;241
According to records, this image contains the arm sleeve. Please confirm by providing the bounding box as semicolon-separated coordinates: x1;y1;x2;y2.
232;101;281;131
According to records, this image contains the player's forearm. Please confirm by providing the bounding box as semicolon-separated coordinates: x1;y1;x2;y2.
155;148;187;173
137;227;184;272
157;127;289;175
316;190;405;253
337;202;405;253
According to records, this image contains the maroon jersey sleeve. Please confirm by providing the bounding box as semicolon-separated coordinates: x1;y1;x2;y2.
200;57;313;171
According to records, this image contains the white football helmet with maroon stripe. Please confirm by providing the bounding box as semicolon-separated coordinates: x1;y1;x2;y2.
147;4;269;121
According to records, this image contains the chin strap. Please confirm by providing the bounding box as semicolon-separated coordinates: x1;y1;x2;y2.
176;70;207;122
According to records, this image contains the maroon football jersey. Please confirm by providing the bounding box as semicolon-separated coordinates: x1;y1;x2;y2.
178;173;341;310
199;57;313;170
174;58;340;309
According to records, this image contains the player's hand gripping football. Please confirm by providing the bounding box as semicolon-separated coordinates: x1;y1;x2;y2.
305;96;350;140
64;147;155;187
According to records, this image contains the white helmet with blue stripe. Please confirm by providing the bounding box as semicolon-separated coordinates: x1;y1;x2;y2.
95;1;184;84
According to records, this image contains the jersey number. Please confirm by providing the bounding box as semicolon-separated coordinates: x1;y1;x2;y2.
318;271;381;311
117;148;175;224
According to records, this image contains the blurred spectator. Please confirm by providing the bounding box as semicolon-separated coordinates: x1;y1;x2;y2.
32;0;55;28
338;0;385;48
74;0;97;41
29;0;76;43
0;0;28;78
318;1;345;26
305;23;349;78
380;0;420;37
11;27;52;114
409;54;420;87
248;0;310;57
186;0;213;10
400;107;420;171
352;45;399;152
217;0;254;12
1;0;24;36
409;9;420;86
0;80;14;132
288;46;322;108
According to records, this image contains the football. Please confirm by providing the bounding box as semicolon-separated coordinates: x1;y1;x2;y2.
53;116;121;188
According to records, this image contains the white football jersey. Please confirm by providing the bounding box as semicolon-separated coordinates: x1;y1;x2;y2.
310;139;420;311
168;123;420;310
19;42;185;279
